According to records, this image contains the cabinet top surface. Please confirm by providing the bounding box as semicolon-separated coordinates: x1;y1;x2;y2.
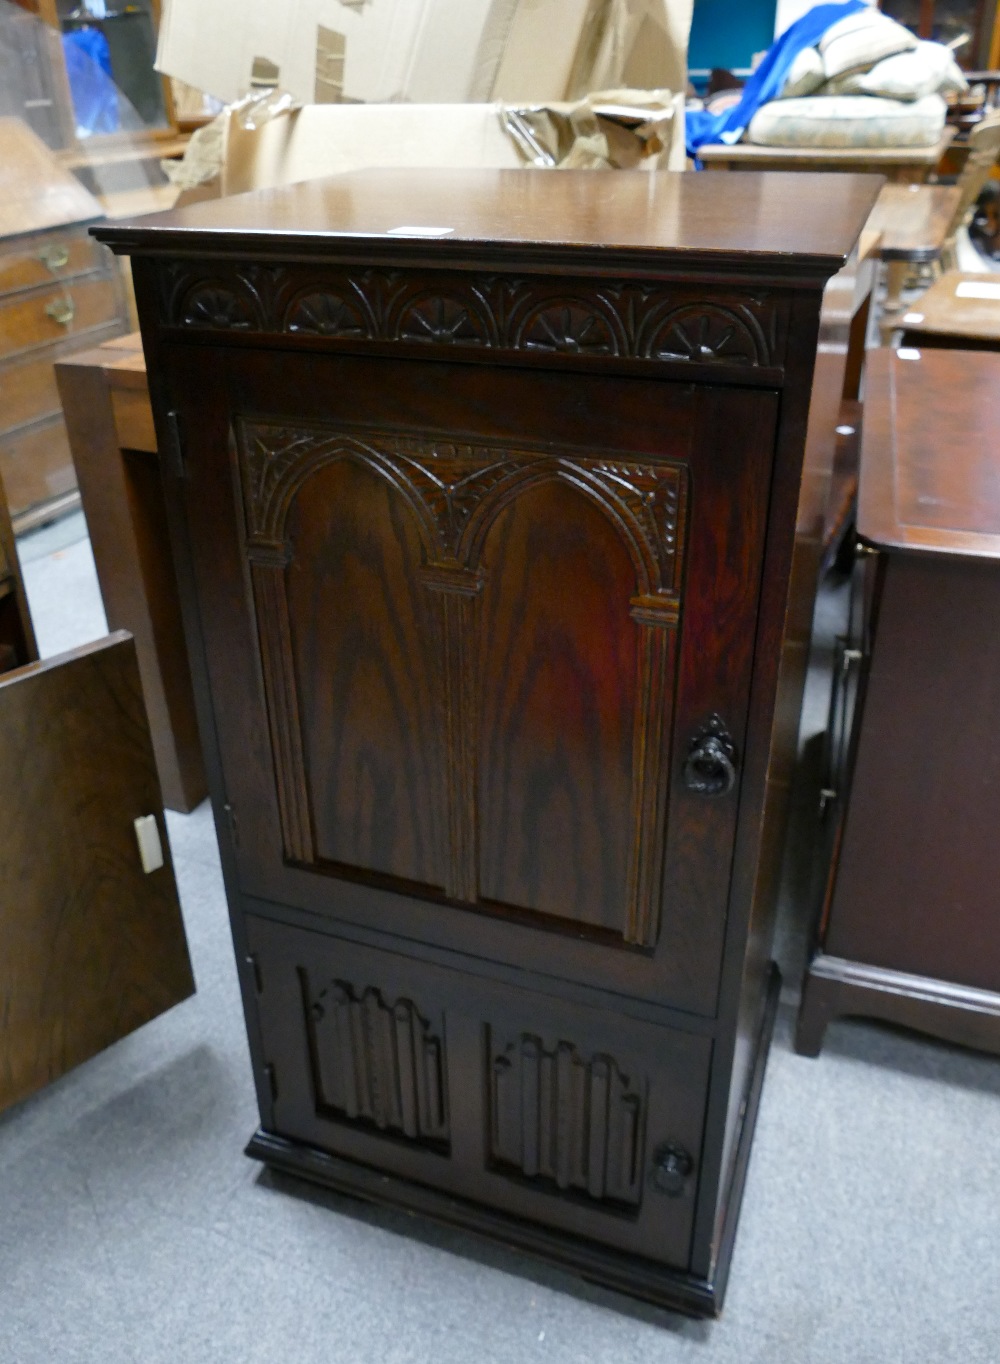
92;168;882;276
859;347;1000;560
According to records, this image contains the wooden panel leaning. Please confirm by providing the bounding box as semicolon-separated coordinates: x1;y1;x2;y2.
797;347;1000;1058
55;336;206;812
0;632;195;1115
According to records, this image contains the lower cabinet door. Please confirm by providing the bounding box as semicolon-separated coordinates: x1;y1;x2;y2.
247;915;711;1270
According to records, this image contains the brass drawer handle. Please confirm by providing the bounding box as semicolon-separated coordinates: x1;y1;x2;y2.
45;295;75;327
38;243;70;272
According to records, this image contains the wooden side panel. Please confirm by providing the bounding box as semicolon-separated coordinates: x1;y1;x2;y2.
826;553;1000;990
0;633;194;1113
477;481;638;932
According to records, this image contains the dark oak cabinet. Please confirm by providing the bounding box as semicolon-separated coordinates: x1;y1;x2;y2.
95;168;880;1317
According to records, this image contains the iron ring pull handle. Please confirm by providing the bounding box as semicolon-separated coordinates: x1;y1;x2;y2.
683;715;738;798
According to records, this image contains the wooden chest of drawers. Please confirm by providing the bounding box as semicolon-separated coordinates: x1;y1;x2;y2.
96;168;880;1317
0;118;128;530
798;347;1000;1058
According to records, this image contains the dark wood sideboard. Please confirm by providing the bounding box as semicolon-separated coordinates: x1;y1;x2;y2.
798;346;1000;1058
94;168;881;1317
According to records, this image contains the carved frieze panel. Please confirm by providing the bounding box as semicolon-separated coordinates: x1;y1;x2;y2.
159;260;785;373
489;1030;646;1207
300;972;449;1148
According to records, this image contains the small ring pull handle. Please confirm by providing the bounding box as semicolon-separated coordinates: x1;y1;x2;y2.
45;295;75;327
651;1142;694;1197
683;714;737;798
39;243;70;272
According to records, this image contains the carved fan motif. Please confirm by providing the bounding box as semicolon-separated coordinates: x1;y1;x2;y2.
180;285;255;330
396;294;490;346
285;291;371;338
518;301;618;356
161;264;781;369
644;305;763;364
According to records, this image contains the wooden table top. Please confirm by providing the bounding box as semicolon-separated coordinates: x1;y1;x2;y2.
897;270;1000;343
866;183;961;260
859;346;1000;559
94;167;884;276
697;127;955;172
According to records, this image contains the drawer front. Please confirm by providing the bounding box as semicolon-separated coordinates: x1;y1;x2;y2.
2;351;63;433
0;275;123;361
247;914;711;1270
0;416;75;518
0;234;105;298
173;345;778;1017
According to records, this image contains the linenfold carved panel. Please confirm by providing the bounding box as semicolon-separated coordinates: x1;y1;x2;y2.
238;416;687;946
160;261;784;372
300;972;449;1148
489;1031;646;1207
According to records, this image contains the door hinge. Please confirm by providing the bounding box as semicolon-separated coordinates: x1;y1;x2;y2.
223;801;239;848
245;953;263;994
163;409;187;480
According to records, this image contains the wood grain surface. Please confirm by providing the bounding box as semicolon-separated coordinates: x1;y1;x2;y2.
0;633;194;1114
859;347;1000;556
898;271;1000;346
95;166;883;275
866;183;961;260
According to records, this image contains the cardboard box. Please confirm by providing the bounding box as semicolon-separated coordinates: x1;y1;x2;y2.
157;0;692;106
158;0;501;105
221;102;524;197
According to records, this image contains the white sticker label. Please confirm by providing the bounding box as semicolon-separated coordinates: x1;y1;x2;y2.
901;312;924;324
386;225;455;238
955;281;1000;300
897;347;921;360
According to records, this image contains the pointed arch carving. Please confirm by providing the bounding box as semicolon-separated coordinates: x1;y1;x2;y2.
238;418;685;602
236;415;688;944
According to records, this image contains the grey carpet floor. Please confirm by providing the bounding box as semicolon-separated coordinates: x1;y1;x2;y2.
3;514;998;1363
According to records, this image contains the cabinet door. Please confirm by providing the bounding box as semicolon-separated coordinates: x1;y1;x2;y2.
248;915;710;1271
172;347;777;1016
0;633;194;1113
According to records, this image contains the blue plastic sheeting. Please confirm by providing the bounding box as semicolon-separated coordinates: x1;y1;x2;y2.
686;0;866;159
62;27;120;137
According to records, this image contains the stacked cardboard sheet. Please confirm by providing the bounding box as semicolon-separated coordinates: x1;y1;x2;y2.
156;0;691;108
